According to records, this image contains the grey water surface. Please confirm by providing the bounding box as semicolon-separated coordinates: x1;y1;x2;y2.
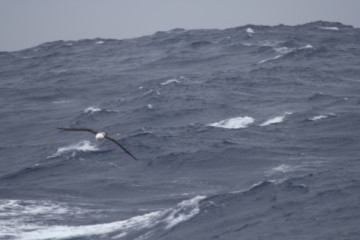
1;21;360;240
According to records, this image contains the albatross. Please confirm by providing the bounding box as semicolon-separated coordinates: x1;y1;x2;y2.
57;127;138;161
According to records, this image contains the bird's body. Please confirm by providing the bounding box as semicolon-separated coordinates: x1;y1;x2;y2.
57;127;138;161
95;132;106;141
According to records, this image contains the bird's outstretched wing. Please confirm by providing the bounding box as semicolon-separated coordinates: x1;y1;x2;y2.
57;127;98;135
105;136;138;161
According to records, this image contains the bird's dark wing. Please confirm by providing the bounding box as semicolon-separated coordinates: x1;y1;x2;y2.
105;136;138;161
57;127;98;135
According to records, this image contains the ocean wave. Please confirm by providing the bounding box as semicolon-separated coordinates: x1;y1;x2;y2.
307;92;344;103
0;161;66;180
207;116;254;129
0;199;89;240
268;164;301;173
4;196;205;240
47;140;100;159
0;199;85;219
246;27;254;36
307;113;336;122
258;46;294;64
52;100;73;104
260;112;292;126
266;160;324;176
168;170;360;239
84;106;118;114
84;106;102;113
300;44;314;50
160;78;181;86
190;41;212;48
14;212;163;240
196;177;311;219
309;115;328;121
165;177;311;239
1;21;360;240
258;54;283;64
258;44;315;64
319;26;339;31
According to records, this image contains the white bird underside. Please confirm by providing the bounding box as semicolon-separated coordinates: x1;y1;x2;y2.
95;132;106;141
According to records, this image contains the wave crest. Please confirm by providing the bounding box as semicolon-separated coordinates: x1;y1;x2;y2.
47;140;99;158
208;116;254;129
6;196;205;240
260;112;292;126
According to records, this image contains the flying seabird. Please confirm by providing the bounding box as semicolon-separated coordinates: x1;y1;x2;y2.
57;127;138;161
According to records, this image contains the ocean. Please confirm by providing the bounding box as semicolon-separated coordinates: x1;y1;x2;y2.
1;21;360;240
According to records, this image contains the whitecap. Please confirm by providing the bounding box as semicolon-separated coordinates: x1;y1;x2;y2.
230;179;285;194
15;211;163;240
259;47;296;64
260;112;292;126
161;79;180;85
274;47;294;54
95;40;104;44
241;42;253;47
147;104;153;109
47;140;99;158
309;115;327;121
208;116;255;129
0;199;87;239
143;90;154;95
0;199;78;218
319;27;339;31
300;44;313;49
246;27;254;36
270;164;300;173
258;54;283;64
164;195;205;229
266;161;324;176
84;106;102;114
84;106;118;114
7;195;205;240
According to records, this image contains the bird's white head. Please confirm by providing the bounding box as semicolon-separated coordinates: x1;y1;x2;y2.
95;132;106;141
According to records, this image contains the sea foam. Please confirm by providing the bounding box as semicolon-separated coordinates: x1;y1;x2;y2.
319;27;339;31
84;106;102;113
260;112;292;126
246;27;254;36
47;141;99;158
0;199;87;240
161;79;181;85
9;196;205;240
208;116;254;129
84;106;118;114
309;115;327;121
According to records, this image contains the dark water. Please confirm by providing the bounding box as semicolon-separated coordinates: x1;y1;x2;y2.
1;21;360;240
